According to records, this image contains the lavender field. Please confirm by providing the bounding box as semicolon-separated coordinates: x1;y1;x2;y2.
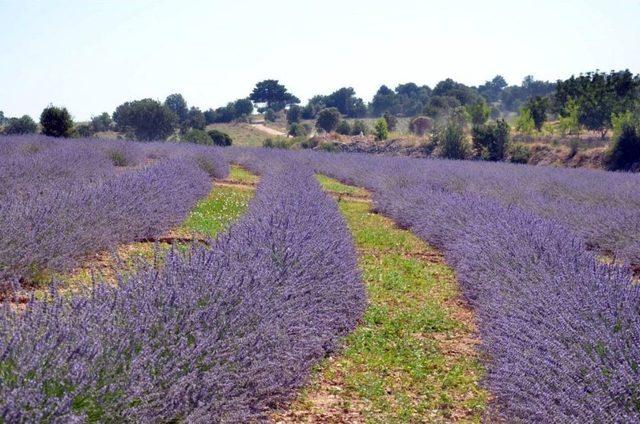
1;136;639;422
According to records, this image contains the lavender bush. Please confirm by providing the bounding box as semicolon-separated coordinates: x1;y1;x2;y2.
277;149;640;421
0;163;365;422
0;136;228;282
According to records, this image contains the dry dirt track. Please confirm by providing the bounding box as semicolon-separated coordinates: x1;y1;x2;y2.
250;123;286;136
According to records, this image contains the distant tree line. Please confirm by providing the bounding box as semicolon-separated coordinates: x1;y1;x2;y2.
2;71;638;168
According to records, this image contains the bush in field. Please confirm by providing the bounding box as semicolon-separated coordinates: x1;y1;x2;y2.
374;118;389;141
508;143;532;164
207;129;233;146
336;120;351;135
558;98;580;136
263;136;295;149
288;122;308;137
40;106;74;137
75;123;94;137
351;120;368;135
607;121;640;171
437;121;468;159
91;112;112;132
465;100;490;126
113;99;177;141
383;112;398;131
183;129;213;145
2;116;37;135
526;96;548;131
472;119;510;161
409;116;433;136
515;107;535;135
316;107;341;133
286;105;302;124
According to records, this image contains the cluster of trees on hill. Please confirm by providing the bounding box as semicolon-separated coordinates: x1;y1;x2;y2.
2;70;638;169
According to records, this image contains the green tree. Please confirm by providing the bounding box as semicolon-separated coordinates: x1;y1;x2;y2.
185;107;206;130
91;112;112;132
207;129;233;146
249;79;299;111
438;121;469;159
233;98;254;118
466;100;490;126
515;107;535;135
40;106;74;137
315;107;341;133
374;118;389;141
286;105;302;124
558;98;580;136
322;87;367;118
370;85;398;116
471;119;510;161
164;93;188;123
113;99;177;141
526;96;548;131
0;111;5;125
3;115;37;135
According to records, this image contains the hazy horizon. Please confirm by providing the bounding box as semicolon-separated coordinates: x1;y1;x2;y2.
1;0;639;121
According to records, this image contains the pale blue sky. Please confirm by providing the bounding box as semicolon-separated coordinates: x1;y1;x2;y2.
1;0;639;120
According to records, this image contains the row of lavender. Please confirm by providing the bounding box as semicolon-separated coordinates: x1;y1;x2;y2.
282;150;638;421
0;135;228;283
0;157;365;421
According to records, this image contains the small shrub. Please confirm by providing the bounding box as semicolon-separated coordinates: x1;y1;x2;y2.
515;107;535;135
184;129;213;145
336;120;352;135
568;138;581;158
409;116;433;136
75;123;94;137
374;118;389;141
351;120;368;135
263;136;294;149
207;129;233;146
383;112;398;131
508;143;532;164
288;122;308;137
106;148;135;167
301;136;320;149
319;141;339;152
315;107;341;133
471;119;510;161
437;121;468;159
607;123;640;171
